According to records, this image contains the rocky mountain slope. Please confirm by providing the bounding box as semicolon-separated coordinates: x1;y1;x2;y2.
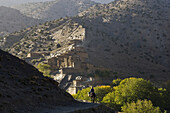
92;0;114;3
1;0;170;82
75;0;170;80
0;6;41;36
0;49;75;113
0;0;96;35
11;0;97;21
0;0;54;6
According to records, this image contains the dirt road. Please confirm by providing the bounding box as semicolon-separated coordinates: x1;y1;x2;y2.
29;102;100;113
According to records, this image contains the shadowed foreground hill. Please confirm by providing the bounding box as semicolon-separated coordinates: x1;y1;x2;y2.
0;49;75;113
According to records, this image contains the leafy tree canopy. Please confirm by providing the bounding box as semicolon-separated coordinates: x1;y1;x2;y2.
122;99;162;113
102;78;165;111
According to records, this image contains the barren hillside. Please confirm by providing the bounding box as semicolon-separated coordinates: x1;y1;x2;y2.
11;0;97;21
0;49;75;113
0;0;97;36
75;0;170;80
0;0;54;6
2;0;170;82
0;6;42;36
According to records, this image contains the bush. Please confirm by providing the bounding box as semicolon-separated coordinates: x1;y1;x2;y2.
37;63;51;77
111;78;121;86
57;44;61;48
122;99;162;113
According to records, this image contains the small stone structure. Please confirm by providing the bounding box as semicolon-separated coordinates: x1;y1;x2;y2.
27;52;50;58
67;76;93;94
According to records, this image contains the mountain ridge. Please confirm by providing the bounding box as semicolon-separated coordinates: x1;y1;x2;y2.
0;0;97;35
11;0;97;21
1;0;170;82
0;6;42;36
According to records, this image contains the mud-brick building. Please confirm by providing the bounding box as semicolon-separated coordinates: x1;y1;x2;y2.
48;46;95;75
67;76;93;94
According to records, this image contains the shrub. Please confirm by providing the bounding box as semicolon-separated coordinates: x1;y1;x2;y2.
111;78;121;86
57;44;61;48
122;99;162;113
37;63;51;77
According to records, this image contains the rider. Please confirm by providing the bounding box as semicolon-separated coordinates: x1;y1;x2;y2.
89;86;95;96
89;86;96;103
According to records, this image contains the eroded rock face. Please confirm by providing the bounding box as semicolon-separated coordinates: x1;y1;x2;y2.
0;49;75;113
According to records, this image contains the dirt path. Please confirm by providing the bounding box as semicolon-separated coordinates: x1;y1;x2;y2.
30;102;100;113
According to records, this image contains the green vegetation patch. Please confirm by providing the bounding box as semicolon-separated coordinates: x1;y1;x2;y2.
122;99;162;113
37;63;52;78
73;85;112;103
73;78;170;112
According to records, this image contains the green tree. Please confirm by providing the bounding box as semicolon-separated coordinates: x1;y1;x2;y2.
102;91;120;110
94;86;112;102
115;78;161;106
37;63;51;77
122;99;162;113
102;78;163;111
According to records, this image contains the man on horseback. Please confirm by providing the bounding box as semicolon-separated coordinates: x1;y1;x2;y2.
88;86;96;103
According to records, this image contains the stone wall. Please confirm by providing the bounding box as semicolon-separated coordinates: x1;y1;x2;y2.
67;86;82;95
